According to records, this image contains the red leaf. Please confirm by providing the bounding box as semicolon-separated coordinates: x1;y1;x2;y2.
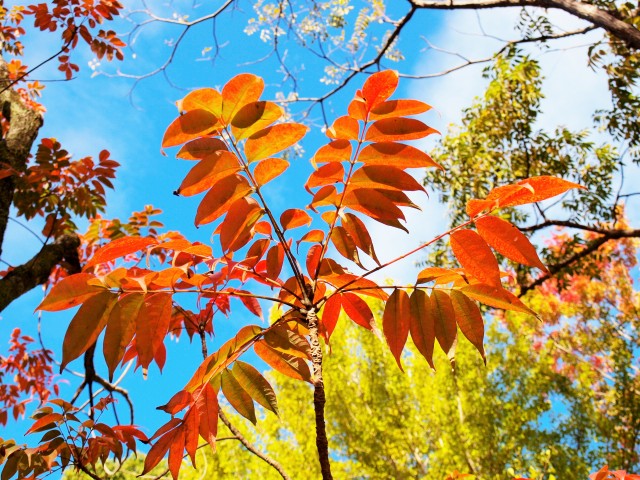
136;292;173;369
431;290;457;362
253;158;289;185
143;423;181;475
162;110;220;148
362;70;398;109
26;413;63;434
365;118;437;142
475;216;548;272
236;290;263;318
266;244;285;281
450;229;501;288
37;273;105;311
321;295;342;340
195;174;252;226
157;390;193;415
196;383;219;450
331;226;362;267
382;289;410;371
280;208;312;231
409;289;435;369
103;292;145;381
341;213;380;265
450;290;485;362
61;291;117;370
358;142;442;169
84;236;156;271
168;425;185;480
244;123;308;163
341;292;375;330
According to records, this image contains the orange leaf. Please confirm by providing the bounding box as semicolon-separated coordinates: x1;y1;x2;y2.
347;97;367;121
244;123;308;163
263;325;311;359
475;216;548;272
162;110;220;148
306;163;345;192
450;229;501;288
37;273;105;311
177;151;242;196
61;291;117;370
143;422;180;474
266;244;285;281
254;340;312;383
382;289;410;371
280;208;312;231
460;284;537;317
157;390;193;415
343;188;407;232
409;289;435;369
136;292;173;369
341;292;375;330
195;174;252;226
431;290;457;361
358;142;442;169
466;176;584;217
331;226;362;267
298;229;325;247
313;139;352;167
84;236;156;271
321;295;342;340
365;118;437;142
168;425;186;480
183;407;200;466
232;361;278;414
221;73;264;123
26;412;63;434
306;244;322;278
369;99;431;120
254;158;289;185
182;88;223;116
196;382;219;450
231;101;283;140
362;70;398;109
341;213;380;265
416;267;465;285
176;138;228;160
310;185;339;210
219;198;263;252
221;369;256;424
326;116;360;141
103;292;145;381
450;290;485;362
350;165;426;193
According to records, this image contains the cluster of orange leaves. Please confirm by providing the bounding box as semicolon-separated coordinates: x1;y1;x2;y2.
1;71;586;479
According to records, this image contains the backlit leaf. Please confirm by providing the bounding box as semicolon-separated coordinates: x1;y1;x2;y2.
182;88;223;117
157;390;193;415
232;361;278;414
369;99;432;120
313;140;352;167
350;165;426;193
365;118;437;142
37;273;105;311
461;284;537;317
280;208;312;231
310;185;339;210
221;73;264;123
176;138;227;160
326;116;360;141
362;70;398;109
331;226;362;267
143;423;180;475
61;291;117;370
409;289;435;369
341;213;380;265
231;101;283;140
219;198;263;252
254;158;289;185
475;216;548;272
358;142;442;169
221;369;256;424
136;292;173;369
450;290;485;362
431;290;457;362
244;123;308;163
306;163;345;191
195;174;252;226
177;151;241;196
266;244;285;281
343;188;407;232
196;382;219;450
84;236;156;270
162;110;220;148
450;229;501;288
383;289;410;371
341;292;375;330
321;295;342;340
103;292;145;381
254;341;312;383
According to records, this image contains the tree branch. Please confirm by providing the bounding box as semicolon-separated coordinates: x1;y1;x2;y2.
0;233;81;312
409;0;640;50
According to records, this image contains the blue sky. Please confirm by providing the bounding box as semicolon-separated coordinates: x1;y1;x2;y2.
1;0;637;476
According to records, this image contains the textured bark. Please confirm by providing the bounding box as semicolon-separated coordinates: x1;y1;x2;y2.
0;233;81;312
307;308;333;480
0;55;44;257
410;0;640;50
